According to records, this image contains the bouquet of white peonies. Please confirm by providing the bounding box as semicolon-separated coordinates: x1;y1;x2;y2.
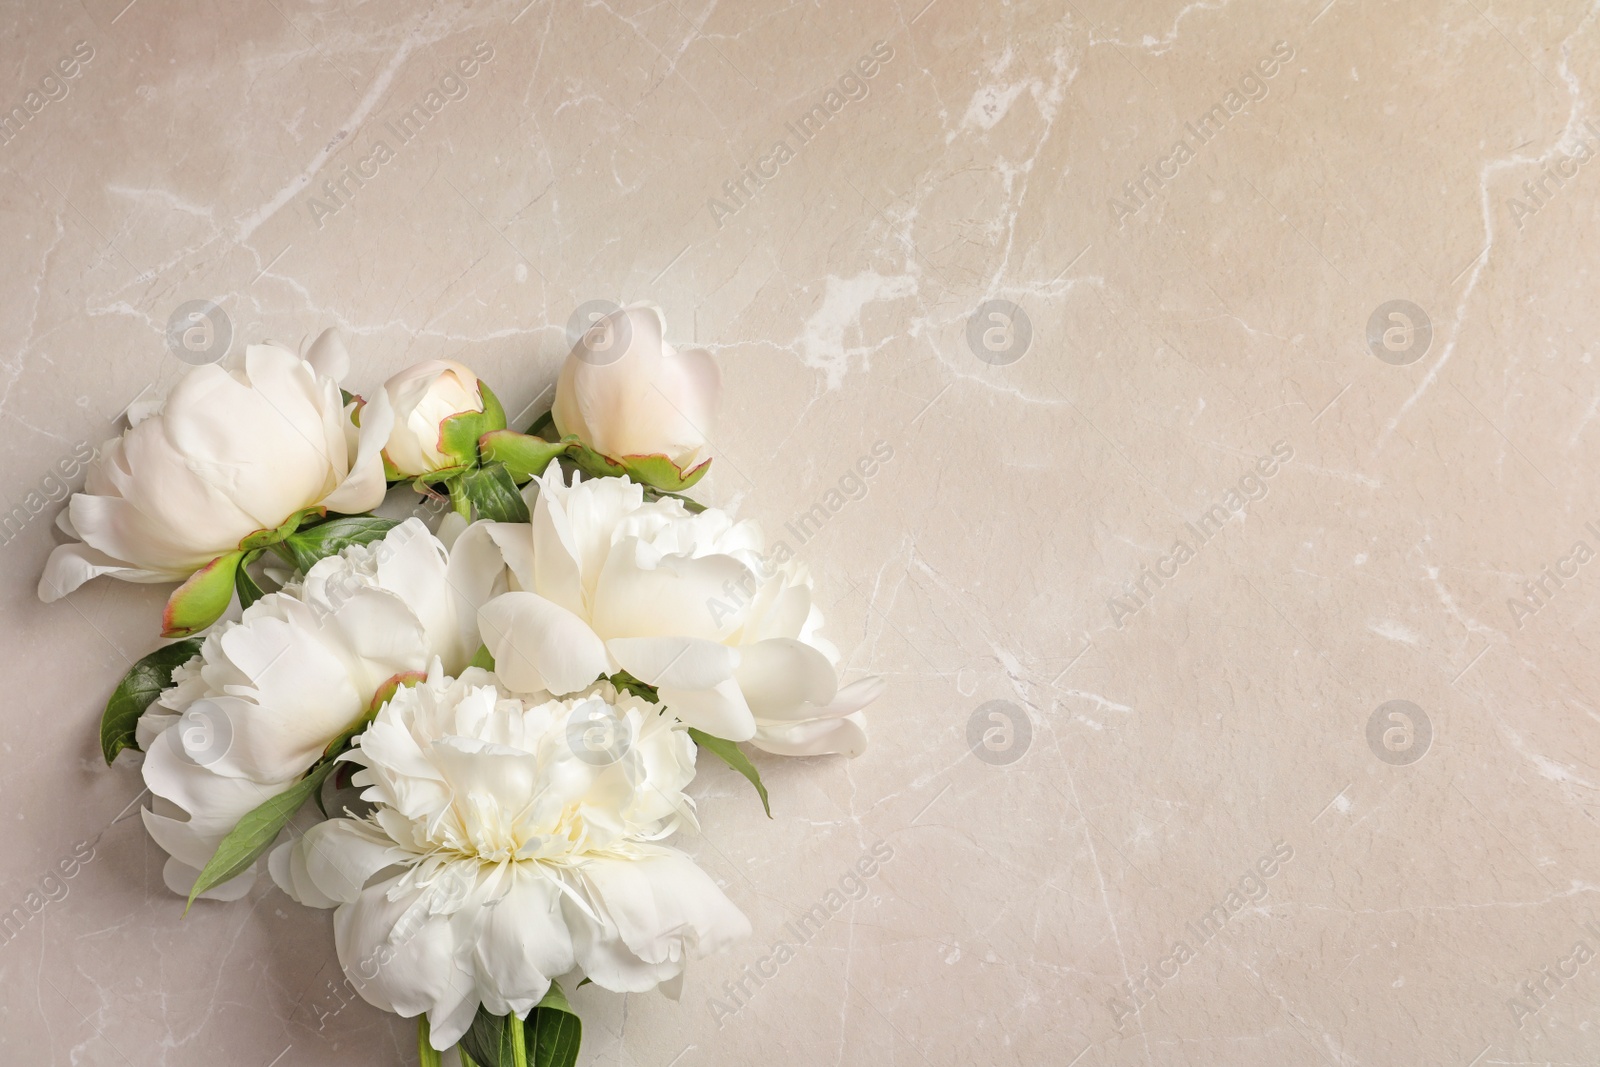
42;304;882;1066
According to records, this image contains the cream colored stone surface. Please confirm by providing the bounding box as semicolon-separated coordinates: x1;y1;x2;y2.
4;0;1600;1063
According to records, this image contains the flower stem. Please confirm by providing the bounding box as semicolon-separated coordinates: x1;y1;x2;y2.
417;1015;441;1067
510;1012;529;1067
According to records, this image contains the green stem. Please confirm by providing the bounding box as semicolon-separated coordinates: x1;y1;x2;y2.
417;1015;442;1067
446;475;472;520
458;1048;480;1067
510;1012;529;1067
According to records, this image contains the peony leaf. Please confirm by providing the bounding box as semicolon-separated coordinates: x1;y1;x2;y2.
162;551;246;638
184;762;335;912
470;644;496;671
526;981;581;1067
234;549;267;610
282;516;401;573
688;728;772;818
459;463;531;523
438;381;509;468
100;638;203;764
458;985;581;1067
478;429;570;484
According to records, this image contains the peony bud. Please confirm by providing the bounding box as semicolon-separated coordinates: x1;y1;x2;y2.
552;304;720;476
380;360;490;478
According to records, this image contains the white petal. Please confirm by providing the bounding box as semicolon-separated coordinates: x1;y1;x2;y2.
607;636;738;691
322;385;394;514
162;856;256;902
734;638;839;721
655;679;756;741
569;850;749;992
478;592;609;695
471;869;574;1018
751;711;869;758
38;541;174;601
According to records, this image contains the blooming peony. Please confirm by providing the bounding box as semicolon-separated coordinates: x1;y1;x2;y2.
40;332;392;602
139;519;490;901
461;462;878;755
269;669;749;1049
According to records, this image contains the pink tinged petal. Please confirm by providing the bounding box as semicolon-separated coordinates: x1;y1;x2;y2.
321;383;394;514
38;541;176;602
656;679;756;741
606;636;739;691
751;711;869;758
477;592;609;696
589;539;753;641
734;637;840;721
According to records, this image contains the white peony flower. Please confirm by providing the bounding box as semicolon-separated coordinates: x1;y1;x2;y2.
381;359;489;478
269;669;749;1050
460;462;878;755
138;519;492;901
39;332;393;604
552;304;719;472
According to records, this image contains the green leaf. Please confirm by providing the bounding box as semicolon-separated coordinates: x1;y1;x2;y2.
458;985;581;1067
438;381;509;468
526;982;581;1067
478;430;570;483
470;644;496;671
234;549;267;610
161;551;246;638
185;762;335;911
459;1049;481;1067
460;1009;517;1067
418;1015;442;1067
607;671;658;702
459;463;531;523
688;728;771;818
282;516;401;573
100;638;203;764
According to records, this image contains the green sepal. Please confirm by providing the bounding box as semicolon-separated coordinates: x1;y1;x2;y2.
567;439;710;493
617;452;711;491
234;548;267;610
184;761;335;911
238;505;326;551
161;551;246;638
100;638;204;764
282;516;401;573
689;728;772;818
459;463;531;523
437;381;509;469
478;430;571;483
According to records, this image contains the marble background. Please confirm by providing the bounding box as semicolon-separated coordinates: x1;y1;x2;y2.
4;0;1600;1063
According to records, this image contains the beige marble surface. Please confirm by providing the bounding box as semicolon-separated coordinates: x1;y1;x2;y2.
5;0;1600;1063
